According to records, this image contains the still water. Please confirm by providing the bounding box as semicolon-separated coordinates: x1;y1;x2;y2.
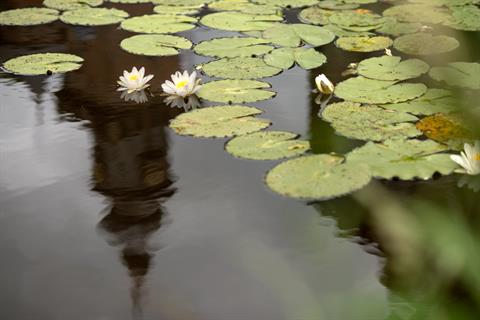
1;1;479;320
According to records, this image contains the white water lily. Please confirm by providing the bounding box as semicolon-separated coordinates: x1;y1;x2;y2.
117;67;154;93
120;90;148;104
450;141;480;175
161;70;202;98
385;48;392;56
315;74;335;95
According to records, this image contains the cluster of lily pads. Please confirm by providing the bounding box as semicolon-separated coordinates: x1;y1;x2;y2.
1;0;479;199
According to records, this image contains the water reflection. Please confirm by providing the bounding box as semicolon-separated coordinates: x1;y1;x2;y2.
164;94;202;112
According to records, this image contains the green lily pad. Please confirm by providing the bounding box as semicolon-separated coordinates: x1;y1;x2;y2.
445;5;480;31
335;36;393;52
3;53;83;75
43;0;103;11
169;105;271;138
429;62;480;90
108;0;150;2
60;7;128;26
357;55;430;81
323;24;374;37
209;0;281;15
198;79;275;103
0;8;59;26
375;17;421;36
381;89;458;115
200;11;283;31
153;4;202;15
316;1;359;10
194;37;274;58
298;6;335;25
264;47;327;70
409;0;480;6
120;14;196;33
225;131;310;160
335;76;427;104
346;139;458;180
383;4;451;24
201;57;282;79
321;101;421;141
120;34;192;56
265;154;372;200
152;0;213;4
261;23;335;47
328;11;386;31
252;0;319;8
394;33;460;56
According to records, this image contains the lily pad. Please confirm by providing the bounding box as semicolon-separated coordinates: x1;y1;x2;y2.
209;0;281;15
261;23;335;47
321;101;421;141
120;34;192;56
43;0;103;10
335;76;427;104
346;139;458;180
446;5;480;31
394;33;460;56
328;11;386;31
152;0;213;4
298;6;335;25
225;131;310;160
265;154;372;200
0;8;59;26
194;37;274;58
381;89;458;116
264;47;327;70
169;105;271;138
60;7;128;26
200;11;283;31
198;79;275;103
316;1;359;10
252;0;319;8
429;62;480;90
120;14;196;33
335;36;393;52
3;53;83;75
153;4;202;15
201;57;282;79
383;4;451;24
324;24;374;37
375;17;421;36
357;55;430;81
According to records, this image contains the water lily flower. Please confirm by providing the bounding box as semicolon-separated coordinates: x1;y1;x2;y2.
117;67;154;93
120;90;148;104
450;141;480;175
315;74;335;95
385;48;392;56
161;70;202;98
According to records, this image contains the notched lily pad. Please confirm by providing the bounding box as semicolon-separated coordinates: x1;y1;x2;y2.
3;52;83;75
198;79;275;103
262;23;335;47
153;4;202;15
225;131;310;160
120;34;192;56
347;139;458;180
357;55;429;81
43;0;103;11
121;14;196;33
201;57;282;79
298;6;336;25
336;36;393;52
328;11;386;31
209;0;281;15
375;17;421;36
194;37;274;58
446;5;480;31
264;47;327;70
335;76;427;104
169;105;271;138
381;89;458;115
265;154;372;200
383;4;451;24
200;11;283;31
60;7;128;26
394;33;459;56
0;8;59;26
429;62;480;90
321;101;421;141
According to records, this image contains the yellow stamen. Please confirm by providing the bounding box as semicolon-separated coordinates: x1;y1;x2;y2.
176;80;188;88
475;153;480;161
129;75;139;81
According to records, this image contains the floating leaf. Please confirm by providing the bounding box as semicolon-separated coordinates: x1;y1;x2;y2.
43;0;103;10
60;7;128;26
429;62;480;90
357;55;429;81
198;79;275;103
252;0;319;8
446;5;480;31
383;4;451;24
108;0;151;3
328;11;386;31
323;24;374;37
200;12;282;31
262;23;335;47
375;17;421;36
335;76;427;104
298;6;335;25
321;101;421;141
201;57;282;79
152;0;214;4
265;154;372;200
0;8;59;26
153;4;202;15
120;34;192;56
316;1;359;10
169;105;270;138
3;53;83;75
209;0;281;15
381;89;458;116
409;0;480;6
394;33;459;56
346;139;458;180
264;47;327;70
194;37;273;58
120;14;196;33
335;36;393;52
225;131;310;160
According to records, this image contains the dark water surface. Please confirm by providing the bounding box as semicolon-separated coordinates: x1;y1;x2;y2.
1;1;479;320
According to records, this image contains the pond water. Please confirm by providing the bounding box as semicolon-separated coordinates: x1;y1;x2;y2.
1;1;479;320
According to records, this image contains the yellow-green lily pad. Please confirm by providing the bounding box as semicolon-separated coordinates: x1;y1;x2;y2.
429;62;480;90
252;0;319;8
120;34;192;56
298;6;335;25
264;47;327;70
3;52;83;75
328;11;386;31
194;37;274;58
335;36;393;52
153;4;202;15
201;57;282;79
394;33;460;56
381;89;458;116
43;0;102;10
209;0;281;15
383;4;451;24
261;23;335;47
198;79;275;103
0;8;59;26
446;5;480;31
120;14;197;33
60;7;128;26
357;55;429;81
200;11;283;31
